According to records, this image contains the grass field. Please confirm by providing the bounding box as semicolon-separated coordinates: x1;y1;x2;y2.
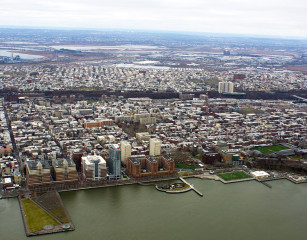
252;145;289;154
238;108;264;115
22;199;60;232
87;100;98;104
218;171;252;181
35;191;70;224
50;209;69;223
240;108;256;114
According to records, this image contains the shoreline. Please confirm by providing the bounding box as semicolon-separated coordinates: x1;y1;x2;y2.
2;170;307;200
2;171;306;237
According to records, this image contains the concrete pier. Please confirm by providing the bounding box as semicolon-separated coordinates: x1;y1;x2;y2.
179;177;203;197
256;179;272;188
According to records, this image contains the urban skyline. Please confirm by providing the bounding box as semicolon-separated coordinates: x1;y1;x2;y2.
0;11;306;238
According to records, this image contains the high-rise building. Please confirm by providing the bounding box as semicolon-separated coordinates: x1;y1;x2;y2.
109;144;121;179
120;141;131;165
218;82;234;93
150;138;161;156
81;155;107;180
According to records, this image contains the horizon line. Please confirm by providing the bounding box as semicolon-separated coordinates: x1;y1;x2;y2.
0;25;307;41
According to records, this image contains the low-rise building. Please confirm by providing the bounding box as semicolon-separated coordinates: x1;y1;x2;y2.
126;155;174;178
52;158;78;182
25;160;51;186
136;132;150;142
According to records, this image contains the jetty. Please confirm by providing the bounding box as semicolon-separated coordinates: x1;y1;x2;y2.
179;177;203;197
256;179;272;188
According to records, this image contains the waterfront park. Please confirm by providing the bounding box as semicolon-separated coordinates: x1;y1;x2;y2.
218;171;252;181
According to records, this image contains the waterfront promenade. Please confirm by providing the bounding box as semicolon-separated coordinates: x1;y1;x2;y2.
194;171;307;185
2;170;307;200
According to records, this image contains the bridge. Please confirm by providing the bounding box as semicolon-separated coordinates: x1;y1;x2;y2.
293;95;307;102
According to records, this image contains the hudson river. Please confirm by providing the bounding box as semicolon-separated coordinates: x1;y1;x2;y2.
1;179;307;240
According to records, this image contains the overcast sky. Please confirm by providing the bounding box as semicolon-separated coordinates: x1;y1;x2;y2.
1;0;307;38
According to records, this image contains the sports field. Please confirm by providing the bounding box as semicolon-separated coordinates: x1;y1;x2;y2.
252;145;288;154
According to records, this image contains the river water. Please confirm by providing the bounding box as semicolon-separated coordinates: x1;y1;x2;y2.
0;50;44;59
1;179;307;240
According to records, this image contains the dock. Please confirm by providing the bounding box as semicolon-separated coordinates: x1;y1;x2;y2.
256;179;272;188
179;177;203;197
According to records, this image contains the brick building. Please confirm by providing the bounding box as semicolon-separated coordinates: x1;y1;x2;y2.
126;155;174;178
202;152;221;164
52;158;78;182
83;119;113;128
25;160;51;186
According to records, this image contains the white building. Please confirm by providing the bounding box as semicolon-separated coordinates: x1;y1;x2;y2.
150;138;161;156
136;132;150;142
218;82;234;93
250;171;270;179
120;141;131;165
81;155;107;180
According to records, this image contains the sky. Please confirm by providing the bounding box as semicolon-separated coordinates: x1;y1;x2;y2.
1;0;307;38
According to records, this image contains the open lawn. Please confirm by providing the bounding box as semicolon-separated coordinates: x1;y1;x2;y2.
50;209;69;223
87;100;98;104
35;191;70;223
240;108;256;114
252;145;289;154
218;171;252;181
22;199;60;232
238;108;264;115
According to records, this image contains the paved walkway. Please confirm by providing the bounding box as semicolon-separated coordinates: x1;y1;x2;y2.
194;173;220;180
179;177;203;197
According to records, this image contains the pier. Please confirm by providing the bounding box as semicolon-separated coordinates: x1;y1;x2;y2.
256;179;272;188
179;177;203;197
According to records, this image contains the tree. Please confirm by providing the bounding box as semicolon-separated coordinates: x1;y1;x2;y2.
169;150;190;163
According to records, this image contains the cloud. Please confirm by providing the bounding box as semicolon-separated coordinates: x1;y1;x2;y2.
1;0;307;37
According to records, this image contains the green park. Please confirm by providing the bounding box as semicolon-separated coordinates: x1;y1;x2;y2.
22;199;60;232
218;171;252;181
